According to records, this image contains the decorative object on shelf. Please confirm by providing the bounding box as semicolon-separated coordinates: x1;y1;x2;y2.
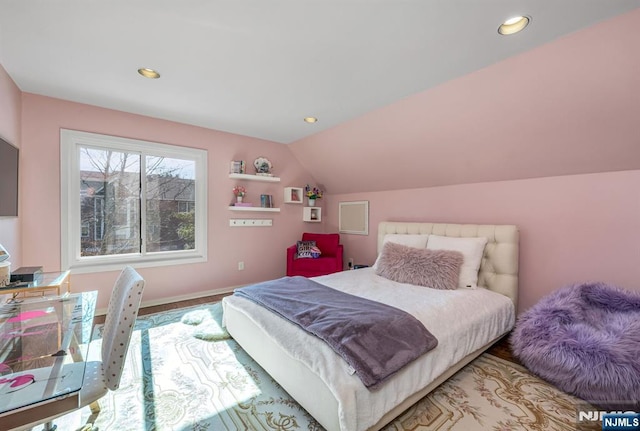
233;186;246;203
260;194;274;208
229;160;246;174
254;157;273;176
305;184;323;206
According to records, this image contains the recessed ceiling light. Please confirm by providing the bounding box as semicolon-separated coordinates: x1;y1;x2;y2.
498;16;530;35
303;117;318;123
138;68;161;79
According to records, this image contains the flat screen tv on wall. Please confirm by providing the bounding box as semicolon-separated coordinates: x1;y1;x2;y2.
0;136;18;216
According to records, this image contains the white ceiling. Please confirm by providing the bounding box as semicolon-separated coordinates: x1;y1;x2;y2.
1;1;639;144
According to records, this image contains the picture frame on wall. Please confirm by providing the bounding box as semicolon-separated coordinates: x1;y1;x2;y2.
339;201;369;235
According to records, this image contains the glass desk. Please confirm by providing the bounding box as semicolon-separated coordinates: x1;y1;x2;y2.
0;291;97;430
0;271;71;301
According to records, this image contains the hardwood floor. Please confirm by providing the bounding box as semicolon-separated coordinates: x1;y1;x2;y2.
93;292;230;325
487;332;521;365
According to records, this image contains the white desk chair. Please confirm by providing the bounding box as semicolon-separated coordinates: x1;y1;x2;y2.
19;266;145;431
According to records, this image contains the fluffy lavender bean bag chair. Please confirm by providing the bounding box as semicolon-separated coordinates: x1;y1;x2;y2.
511;282;640;409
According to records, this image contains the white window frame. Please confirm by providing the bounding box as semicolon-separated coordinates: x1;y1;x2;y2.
61;129;208;273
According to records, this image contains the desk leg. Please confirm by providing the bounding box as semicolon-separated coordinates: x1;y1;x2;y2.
63;273;71;294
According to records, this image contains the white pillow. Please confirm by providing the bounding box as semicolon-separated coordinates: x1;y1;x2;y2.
426;235;488;289
372;234;429;269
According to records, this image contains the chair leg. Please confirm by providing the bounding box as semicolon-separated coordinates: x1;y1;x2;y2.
89;400;101;414
84;400;102;430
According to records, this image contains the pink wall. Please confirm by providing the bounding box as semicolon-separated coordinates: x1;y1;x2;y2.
325;170;640;313
20;93;321;310
0;64;22;269
289;8;640;195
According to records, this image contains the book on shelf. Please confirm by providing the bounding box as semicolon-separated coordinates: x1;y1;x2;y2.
260;194;273;208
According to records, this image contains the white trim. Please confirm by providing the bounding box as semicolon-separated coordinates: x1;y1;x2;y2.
93;285;238;316
61;129;208;272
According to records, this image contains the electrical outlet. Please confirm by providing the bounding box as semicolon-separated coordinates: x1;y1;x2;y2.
238;261;245;270
348;258;354;269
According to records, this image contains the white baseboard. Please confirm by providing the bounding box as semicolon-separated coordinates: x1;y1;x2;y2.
94;285;239;317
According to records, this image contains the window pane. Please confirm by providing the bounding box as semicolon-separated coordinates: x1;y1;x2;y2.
145;156;196;252
80;147;141;256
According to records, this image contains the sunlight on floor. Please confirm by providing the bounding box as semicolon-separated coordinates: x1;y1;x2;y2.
147;322;262;416
51;314;263;430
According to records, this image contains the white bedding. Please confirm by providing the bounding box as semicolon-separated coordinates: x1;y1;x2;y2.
222;267;515;431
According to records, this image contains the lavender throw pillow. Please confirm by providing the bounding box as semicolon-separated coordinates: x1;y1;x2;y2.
375;242;464;290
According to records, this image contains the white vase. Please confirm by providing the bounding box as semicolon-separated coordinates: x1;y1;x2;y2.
236;196;243;203
308;198;316;206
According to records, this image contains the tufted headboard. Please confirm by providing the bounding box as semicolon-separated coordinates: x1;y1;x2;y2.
378;222;519;309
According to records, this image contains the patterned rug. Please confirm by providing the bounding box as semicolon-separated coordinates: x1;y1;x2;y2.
53;303;599;431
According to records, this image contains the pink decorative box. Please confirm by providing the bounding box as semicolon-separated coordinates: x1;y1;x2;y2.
234;202;253;207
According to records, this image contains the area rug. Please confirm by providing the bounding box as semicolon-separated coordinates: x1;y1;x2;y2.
54;303;599;431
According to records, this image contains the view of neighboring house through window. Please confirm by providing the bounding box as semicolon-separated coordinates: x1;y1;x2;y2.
80;147;142;256
61;130;207;272
145;155;197;252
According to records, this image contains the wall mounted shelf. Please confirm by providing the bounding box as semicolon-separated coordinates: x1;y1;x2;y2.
283;187;303;204
228;206;280;212
303;207;321;222
229;173;281;183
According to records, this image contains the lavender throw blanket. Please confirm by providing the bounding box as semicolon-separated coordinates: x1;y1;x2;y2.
234;276;438;389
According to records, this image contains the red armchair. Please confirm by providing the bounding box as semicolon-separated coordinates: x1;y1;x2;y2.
286;233;344;277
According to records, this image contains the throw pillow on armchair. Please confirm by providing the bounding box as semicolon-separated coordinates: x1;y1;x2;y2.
296;240;317;258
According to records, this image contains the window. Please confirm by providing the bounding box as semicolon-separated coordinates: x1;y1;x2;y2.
61;130;207;272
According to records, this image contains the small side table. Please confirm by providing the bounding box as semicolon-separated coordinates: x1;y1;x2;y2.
0;270;71;301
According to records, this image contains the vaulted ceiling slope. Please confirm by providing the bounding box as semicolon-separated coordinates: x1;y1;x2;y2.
0;1;638;146
290;8;640;194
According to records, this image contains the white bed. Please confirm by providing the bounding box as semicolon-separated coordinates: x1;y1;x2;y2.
222;221;519;431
